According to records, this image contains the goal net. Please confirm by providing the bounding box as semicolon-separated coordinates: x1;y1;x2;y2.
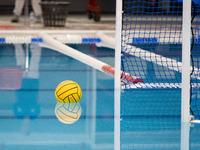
119;0;200;120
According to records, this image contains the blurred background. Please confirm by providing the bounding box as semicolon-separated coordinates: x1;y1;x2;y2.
0;0;116;15
0;0;185;30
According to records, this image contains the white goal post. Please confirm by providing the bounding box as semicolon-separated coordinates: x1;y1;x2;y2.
181;0;192;123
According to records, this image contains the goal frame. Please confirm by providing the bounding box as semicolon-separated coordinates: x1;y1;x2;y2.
181;0;192;123
114;0;193;123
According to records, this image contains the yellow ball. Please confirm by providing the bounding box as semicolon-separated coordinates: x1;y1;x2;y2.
55;102;82;124
55;80;82;103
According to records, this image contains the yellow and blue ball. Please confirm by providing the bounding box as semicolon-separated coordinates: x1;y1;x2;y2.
55;80;82;103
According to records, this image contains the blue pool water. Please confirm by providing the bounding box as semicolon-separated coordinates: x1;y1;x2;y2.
0;43;200;149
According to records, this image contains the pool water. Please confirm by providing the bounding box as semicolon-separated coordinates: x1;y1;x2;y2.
0;43;200;150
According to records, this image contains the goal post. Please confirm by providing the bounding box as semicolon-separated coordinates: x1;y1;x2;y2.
114;0;199;122
114;0;122;150
181;0;191;123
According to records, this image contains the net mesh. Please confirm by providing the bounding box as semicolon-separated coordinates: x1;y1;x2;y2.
121;0;183;88
121;0;200;119
190;1;200;119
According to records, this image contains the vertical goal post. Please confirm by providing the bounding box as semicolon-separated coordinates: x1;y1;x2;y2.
181;0;192;123
114;0;122;150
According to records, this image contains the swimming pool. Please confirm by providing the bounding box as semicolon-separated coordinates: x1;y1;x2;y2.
0;43;200;150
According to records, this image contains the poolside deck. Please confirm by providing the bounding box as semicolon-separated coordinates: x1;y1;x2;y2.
0;14;116;31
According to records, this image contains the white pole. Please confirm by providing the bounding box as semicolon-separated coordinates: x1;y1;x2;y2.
114;0;122;150
25;43;29;71
182;0;191;122
181;1;191;150
181;122;190;150
40;33;142;84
